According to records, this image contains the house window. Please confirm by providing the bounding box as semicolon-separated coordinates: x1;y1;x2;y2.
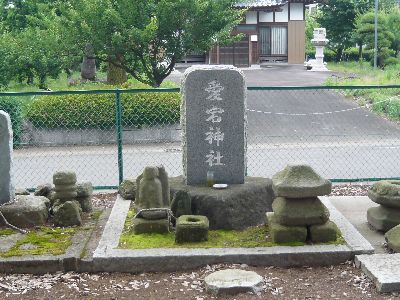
259;26;288;56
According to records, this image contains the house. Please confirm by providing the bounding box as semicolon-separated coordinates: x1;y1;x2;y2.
206;0;320;67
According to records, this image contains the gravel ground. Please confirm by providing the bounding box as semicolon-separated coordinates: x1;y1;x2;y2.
2;184;391;299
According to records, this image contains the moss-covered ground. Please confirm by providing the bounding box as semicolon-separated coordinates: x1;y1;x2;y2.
0;208;103;257
119;210;345;249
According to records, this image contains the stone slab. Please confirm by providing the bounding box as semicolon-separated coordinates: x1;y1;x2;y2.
205;269;263;295
182;66;247;185
92;196;374;273
356;253;400;293
170;176;274;230
0;110;14;205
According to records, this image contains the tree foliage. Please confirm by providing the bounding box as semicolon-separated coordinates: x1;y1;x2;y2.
59;0;243;87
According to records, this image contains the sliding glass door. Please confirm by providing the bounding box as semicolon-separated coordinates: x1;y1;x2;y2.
259;26;288;56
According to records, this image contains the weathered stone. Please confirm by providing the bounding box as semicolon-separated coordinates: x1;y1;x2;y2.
53;171;77;185
53;200;82;227
171;190;192;218
205;269;263;295
77;197;92;213
368;181;400;208
157;165;170;207
54;190;78;200
170;176;274;230
119;178;136;200
309;221;339;243
385;224;400;252
132;218;170;234
81;44;96;81
34;183;53;197
272;164;332;198
0;195;49;227
367;206;400;232
137;209;168;220
0;110;14;205
54;184;77;193
175;215;209;244
136;167;163;209
76;182;93;198
15;188;30;196
135;173;143;202
182;66;247;185
267;212;307;244
272;197;330;226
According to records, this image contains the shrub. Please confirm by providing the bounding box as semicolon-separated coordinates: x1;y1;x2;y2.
0;97;23;145
343;47;360;61
26;92;181;129
384;57;400;67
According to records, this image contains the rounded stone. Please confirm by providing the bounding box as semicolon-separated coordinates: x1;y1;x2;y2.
385;224;400;252
205;269;263;295
119;178;136;200
368;180;400;208
54;184;77;193
272;164;331;198
54;190;78;200
76;182;93;198
367;206;400;232
53;171;77;185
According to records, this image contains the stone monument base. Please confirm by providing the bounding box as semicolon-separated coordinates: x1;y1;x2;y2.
170;177;274;230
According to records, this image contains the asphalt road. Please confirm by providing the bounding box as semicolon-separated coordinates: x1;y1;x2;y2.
13;65;400;188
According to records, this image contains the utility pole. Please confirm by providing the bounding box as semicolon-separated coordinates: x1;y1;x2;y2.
374;0;379;68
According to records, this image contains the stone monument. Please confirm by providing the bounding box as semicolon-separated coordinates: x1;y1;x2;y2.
367;180;400;232
267;164;338;243
0;110;15;205
310;28;329;72
181;66;247;185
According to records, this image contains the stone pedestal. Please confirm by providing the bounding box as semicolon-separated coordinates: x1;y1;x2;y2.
0;111;15;204
181;66;247;185
309;28;329;72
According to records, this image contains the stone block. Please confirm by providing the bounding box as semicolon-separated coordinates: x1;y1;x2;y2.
77;197;93;213
272;164;331;198
272;197;330;226
118;178;136;200
170;176;274;230
76;182;93;198
132;218;170;234
182;66;247;185
53;171;77;185
53;200;82;227
137;209;168;220
175;215;209;244
0;195;49;227
367;205;400;232
34;183;53;197
267;212;307;244
205;269;263;295
385;224;400;252
0;110;14;205
368;180;400;208
309;221;339;243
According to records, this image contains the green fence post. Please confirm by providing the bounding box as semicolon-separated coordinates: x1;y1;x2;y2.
115;89;124;185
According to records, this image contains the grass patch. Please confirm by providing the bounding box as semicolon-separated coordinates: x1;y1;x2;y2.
326;61;400;121
119;210;345;249
0;228;16;236
0;227;77;257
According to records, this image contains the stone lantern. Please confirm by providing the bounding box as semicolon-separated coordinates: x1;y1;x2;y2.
310;28;329;72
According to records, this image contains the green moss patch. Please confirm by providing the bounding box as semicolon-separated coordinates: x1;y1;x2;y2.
119;224;345;249
1;227;77;257
0;228;16;236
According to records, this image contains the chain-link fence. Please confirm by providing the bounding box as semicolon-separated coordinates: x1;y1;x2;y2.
0;86;399;189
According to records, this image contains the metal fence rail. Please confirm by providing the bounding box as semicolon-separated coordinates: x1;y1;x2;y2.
0;86;399;189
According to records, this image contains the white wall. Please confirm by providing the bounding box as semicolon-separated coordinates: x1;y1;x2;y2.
275;3;288;22
246;11;257;24
259;11;273;22
290;3;304;21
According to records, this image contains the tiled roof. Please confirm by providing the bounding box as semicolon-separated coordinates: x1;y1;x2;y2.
234;0;288;8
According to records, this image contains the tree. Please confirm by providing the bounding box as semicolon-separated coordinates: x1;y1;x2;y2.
354;11;394;68
305;10;321;54
317;0;373;61
387;8;400;56
59;0;243;87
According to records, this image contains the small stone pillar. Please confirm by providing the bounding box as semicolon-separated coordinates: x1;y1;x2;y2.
310;28;329;72
0;110;15;204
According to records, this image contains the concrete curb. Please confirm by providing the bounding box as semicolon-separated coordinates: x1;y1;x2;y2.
355;253;400;293
91;196;375;273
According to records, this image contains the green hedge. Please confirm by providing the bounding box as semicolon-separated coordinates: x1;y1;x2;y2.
26;92;181;129
0;97;23;145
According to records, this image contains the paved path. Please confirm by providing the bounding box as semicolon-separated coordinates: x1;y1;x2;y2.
13;65;400;187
